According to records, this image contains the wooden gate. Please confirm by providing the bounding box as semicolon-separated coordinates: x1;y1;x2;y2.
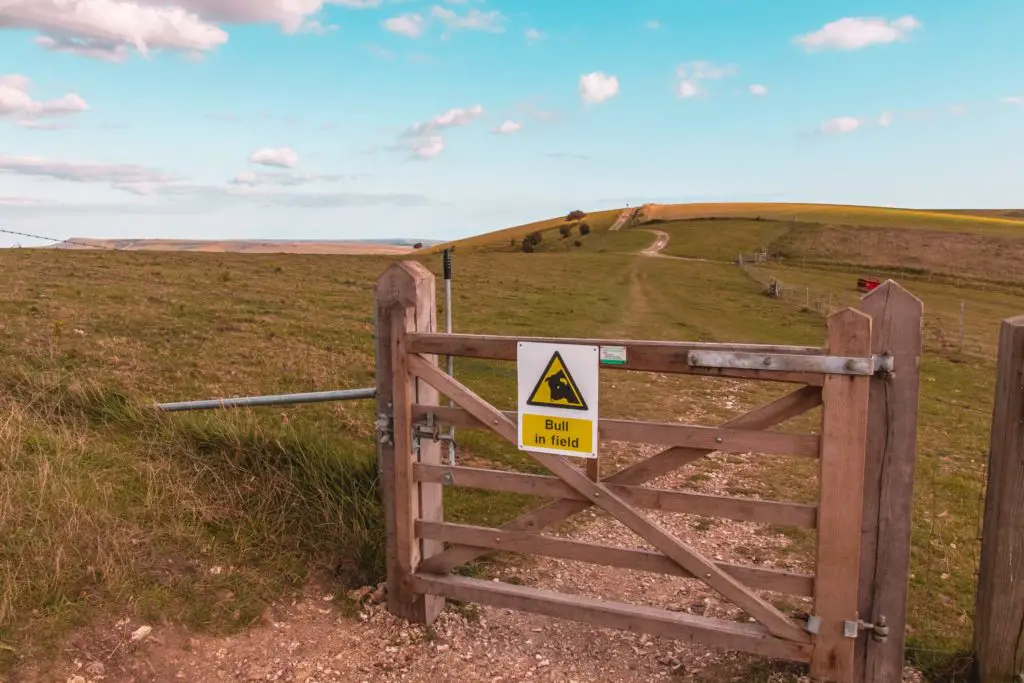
374;262;923;683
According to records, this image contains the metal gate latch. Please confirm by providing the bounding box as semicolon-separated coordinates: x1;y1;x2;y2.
413;419;458;458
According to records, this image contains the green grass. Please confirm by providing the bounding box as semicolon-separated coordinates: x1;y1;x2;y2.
1;200;1019;678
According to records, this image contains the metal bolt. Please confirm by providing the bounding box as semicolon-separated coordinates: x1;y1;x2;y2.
762;357;772;367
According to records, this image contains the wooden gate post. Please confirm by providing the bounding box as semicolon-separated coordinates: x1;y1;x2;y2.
375;261;445;624
812;308;873;683
973;315;1024;682
855;281;924;682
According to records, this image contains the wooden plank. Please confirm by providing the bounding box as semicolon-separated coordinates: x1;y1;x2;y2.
855;281;924;683
418;386;822;575
810;308;873;682
409;356;809;644
411;573;813;663
416;521;815;597
374;261;444;624
415;464;818;528
973;316;1024;683
407;333;825;384
415;406;820;458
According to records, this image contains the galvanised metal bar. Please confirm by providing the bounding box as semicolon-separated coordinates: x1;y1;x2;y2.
156;387;376;412
687;350;894;377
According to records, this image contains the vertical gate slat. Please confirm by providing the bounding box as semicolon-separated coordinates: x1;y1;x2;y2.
856;282;923;682
811;308;873;682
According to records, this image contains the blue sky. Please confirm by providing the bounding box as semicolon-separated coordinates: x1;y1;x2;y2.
1;0;1023;246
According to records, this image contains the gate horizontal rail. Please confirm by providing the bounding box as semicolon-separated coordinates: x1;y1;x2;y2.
405;332;850;384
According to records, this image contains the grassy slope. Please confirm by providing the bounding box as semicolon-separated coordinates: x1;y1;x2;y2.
2;201;1019;678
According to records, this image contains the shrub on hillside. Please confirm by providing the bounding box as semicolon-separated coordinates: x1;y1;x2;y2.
566;210;586;222
559;225;573;239
574;240;583;248
521;241;535;253
579;223;591;236
527;231;543;245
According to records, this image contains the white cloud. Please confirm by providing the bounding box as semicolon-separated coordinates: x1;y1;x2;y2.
878;111;894;127
231;170;349;186
525;28;543;44
579;72;619;104
34;35;130;62
400;104;483;159
414;135;444;159
675;61;736;99
249;147;299;169
999;96;1023;105
677;81;698;99
492;120;522;134
0;0;229;59
748;84;769;96
645;20;661;30
430;6;506;33
795;16;921;52
0;75;89;128
3;0;397;60
382;13;426;37
820;116;863;134
0;154;176;193
406;104;484;136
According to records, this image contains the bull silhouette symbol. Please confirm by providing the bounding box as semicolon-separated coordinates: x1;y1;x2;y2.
545;369;578;404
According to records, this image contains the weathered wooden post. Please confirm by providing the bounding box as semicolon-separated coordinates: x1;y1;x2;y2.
811;308;873;683
855;281;924;683
375;261;445;623
973;315;1024;682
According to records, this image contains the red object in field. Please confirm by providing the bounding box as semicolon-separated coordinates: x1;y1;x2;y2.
857;277;881;293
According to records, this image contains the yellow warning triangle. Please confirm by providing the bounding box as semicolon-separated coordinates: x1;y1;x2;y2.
527;351;588;411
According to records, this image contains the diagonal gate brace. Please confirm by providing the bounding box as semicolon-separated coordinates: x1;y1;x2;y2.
408;354;811;644
417;385;822;574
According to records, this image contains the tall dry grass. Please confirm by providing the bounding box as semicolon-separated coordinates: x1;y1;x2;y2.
0;369;383;670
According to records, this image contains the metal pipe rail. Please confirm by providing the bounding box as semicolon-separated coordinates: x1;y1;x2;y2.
156;387;376;412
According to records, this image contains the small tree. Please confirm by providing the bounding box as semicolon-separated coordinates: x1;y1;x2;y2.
566;209;586;222
579;223;591;236
510;238;516;246
521;241;535;253
527;231;543;245
573;240;583;248
559;225;573;239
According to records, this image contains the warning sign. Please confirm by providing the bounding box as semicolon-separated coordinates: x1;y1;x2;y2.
526;351;588;411
517;342;599;459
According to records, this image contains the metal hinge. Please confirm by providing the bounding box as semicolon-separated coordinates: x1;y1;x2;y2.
805;615;889;642
375;413;393;444
857;616;890;642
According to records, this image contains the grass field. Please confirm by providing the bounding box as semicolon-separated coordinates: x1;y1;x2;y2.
1;201;1022;679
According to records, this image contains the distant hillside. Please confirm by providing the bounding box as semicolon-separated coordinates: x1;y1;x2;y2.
49;238;440;254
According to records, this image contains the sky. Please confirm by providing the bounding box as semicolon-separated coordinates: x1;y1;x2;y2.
1;0;1023;246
